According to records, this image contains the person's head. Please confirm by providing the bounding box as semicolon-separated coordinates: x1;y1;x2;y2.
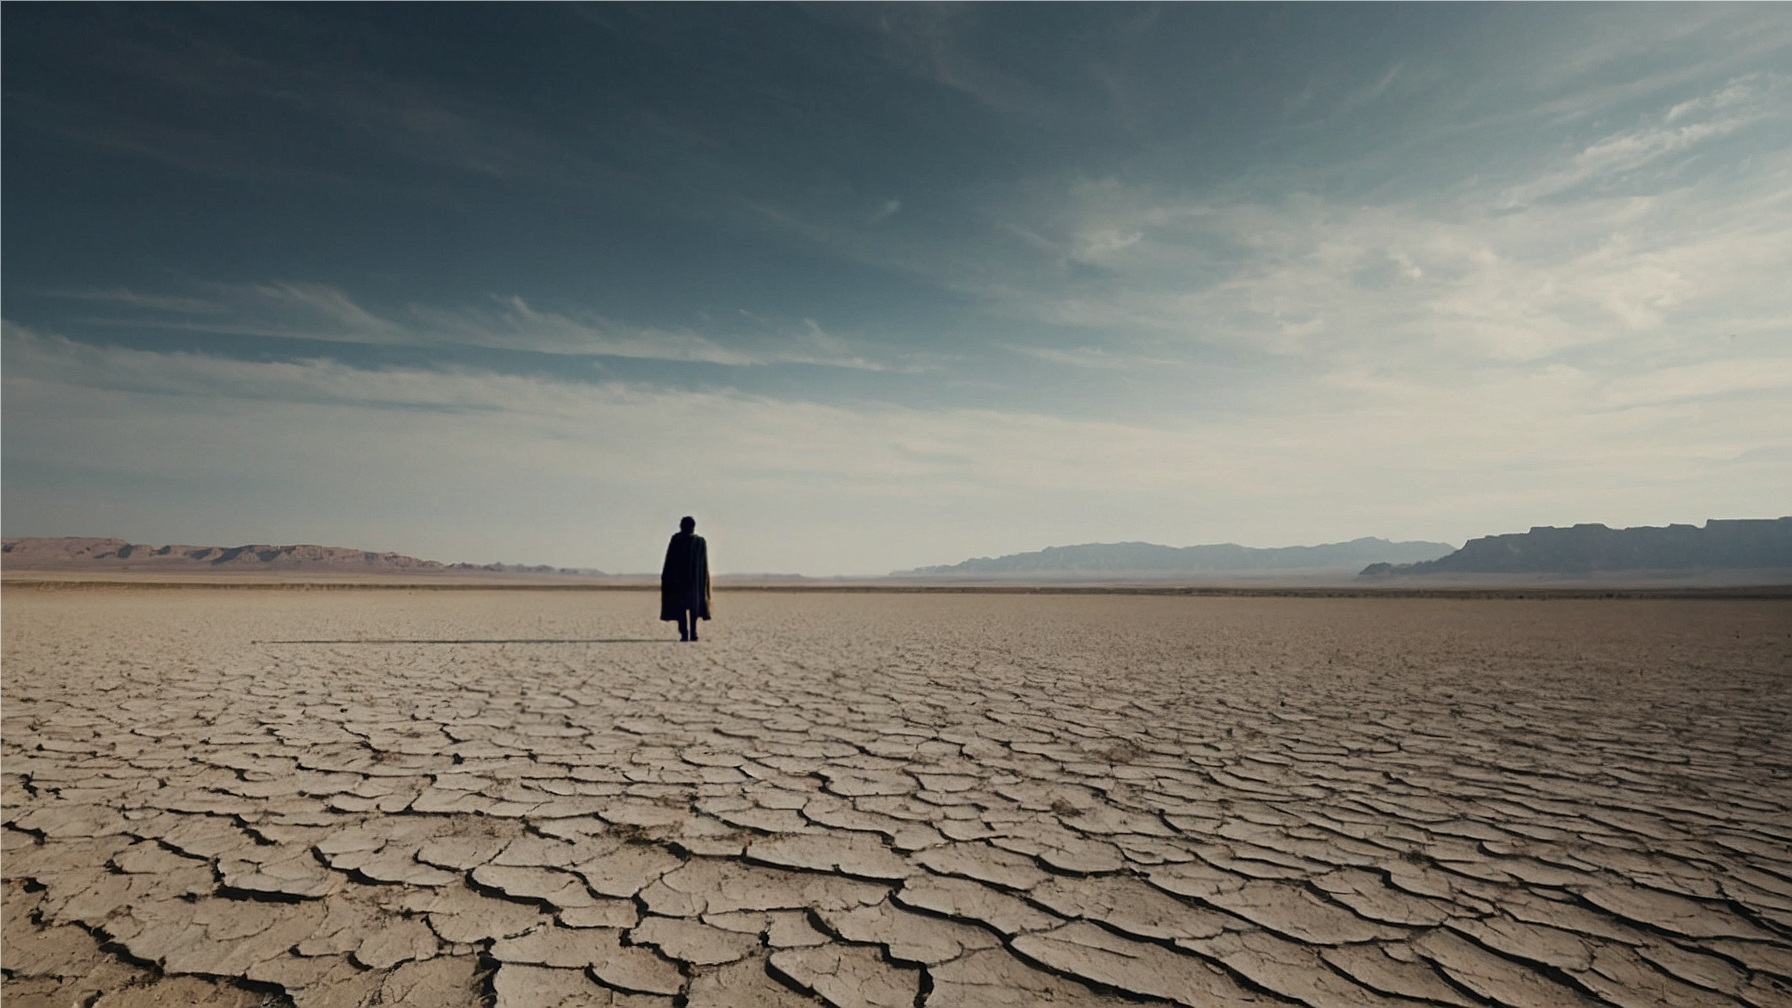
680;516;696;533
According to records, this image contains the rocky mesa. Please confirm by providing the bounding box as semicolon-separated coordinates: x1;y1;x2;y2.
1361;517;1792;576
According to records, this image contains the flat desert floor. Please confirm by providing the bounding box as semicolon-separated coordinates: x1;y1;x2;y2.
3;588;1790;1008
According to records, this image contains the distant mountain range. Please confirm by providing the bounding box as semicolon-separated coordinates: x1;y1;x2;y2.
896;537;1456;577
0;537;605;576
1361;518;1792;576
15;520;1787;583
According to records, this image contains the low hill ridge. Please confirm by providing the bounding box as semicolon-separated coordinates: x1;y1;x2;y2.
898;536;1455;576
1361;518;1792;576
0;537;600;575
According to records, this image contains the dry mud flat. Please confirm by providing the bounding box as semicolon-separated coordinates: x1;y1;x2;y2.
3;588;1790;1008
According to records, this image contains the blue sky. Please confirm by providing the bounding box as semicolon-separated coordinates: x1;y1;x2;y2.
4;3;1788;574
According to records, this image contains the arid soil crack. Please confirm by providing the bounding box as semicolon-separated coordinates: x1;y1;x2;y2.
3;588;1790;1007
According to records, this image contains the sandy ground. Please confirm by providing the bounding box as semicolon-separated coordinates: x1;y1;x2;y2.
3;587;1789;1008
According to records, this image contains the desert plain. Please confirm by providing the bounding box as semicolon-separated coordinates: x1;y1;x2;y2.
2;586;1790;1008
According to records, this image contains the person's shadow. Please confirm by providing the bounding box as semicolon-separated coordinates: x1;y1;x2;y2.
251;638;677;644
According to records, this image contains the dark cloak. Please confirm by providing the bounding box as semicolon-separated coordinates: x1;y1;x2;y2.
659;532;712;621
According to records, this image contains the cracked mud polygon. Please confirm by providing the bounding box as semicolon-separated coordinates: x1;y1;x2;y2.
4;587;1789;1007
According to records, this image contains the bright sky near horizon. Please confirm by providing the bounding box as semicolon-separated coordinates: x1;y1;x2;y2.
3;4;1789;575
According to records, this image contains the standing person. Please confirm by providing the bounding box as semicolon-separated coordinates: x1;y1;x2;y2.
660;516;711;641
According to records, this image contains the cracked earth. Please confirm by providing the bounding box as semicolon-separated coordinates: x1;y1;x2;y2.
3;587;1790;1007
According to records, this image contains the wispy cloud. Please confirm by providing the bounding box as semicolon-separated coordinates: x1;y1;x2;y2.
421;296;760;364
857;5;1056;121
1503;74;1782;208
40;287;229;315
1319;62;1402;122
1003;344;1178;371
7;319;1786;572
52;283;897;370
950;76;1792;380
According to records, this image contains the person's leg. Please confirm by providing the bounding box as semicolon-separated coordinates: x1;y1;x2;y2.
686;606;699;641
677;612;690;641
